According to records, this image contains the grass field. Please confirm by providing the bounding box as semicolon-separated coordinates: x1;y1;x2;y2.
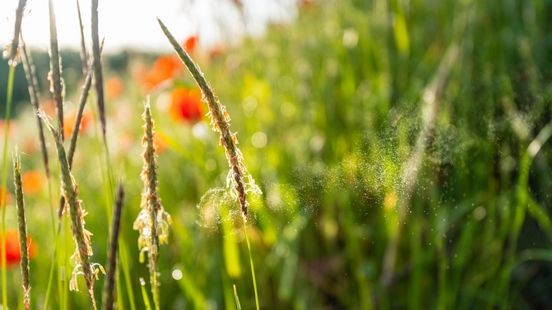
1;0;552;309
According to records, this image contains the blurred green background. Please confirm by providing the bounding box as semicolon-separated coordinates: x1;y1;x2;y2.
1;0;552;309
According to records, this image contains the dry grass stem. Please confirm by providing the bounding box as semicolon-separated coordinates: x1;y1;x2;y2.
76;0;88;75
48;0;65;141
5;0;27;65
103;184;125;310
91;0;107;137
21;39;50;178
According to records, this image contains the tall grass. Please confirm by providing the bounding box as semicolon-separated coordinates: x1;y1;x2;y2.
0;0;551;308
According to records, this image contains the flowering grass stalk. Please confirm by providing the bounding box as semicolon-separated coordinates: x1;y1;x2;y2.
158;18;261;309
133;102;172;310
13;153;31;310
41;114;104;310
48;0;65;140
157;18;259;220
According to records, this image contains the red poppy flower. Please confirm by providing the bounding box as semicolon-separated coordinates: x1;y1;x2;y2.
22;171;44;195
3;230;36;267
183;35;199;54
141;55;182;91
63;109;92;138
106;77;124;100
169;88;203;123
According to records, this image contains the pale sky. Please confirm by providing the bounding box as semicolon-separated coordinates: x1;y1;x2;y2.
1;0;297;52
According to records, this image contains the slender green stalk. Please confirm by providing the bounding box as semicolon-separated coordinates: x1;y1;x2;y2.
380;44;459;288
103;184;125;310
43;179;57;309
242;221;260;310
1;65;16;310
233;284;242;310
48;0;65;140
139;278;152;310
13;153;31;310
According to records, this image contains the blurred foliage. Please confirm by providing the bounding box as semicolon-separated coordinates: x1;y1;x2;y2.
1;0;552;309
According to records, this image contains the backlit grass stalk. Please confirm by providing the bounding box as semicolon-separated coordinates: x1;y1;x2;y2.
48;0;65;140
158;18;256;220
13;153;31;310
20;39;50;178
158;18;261;308
5;0;27;64
133;102;172;310
103;184;124;310
41;114;104;309
91;0;107;138
380;44;459;287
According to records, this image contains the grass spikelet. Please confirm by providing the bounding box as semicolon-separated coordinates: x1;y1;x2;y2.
13;152;31;310
4;0;27;65
157;18;260;220
133;101;172;310
103;184;125;310
48;0;65;141
40;113;104;309
91;0;107;137
20;39;50;178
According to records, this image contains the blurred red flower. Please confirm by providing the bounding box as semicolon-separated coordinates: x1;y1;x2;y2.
183;35;199;54
3;230;36;267
63;109;92;138
0;187;11;206
170;88;203;123
141;55;182;91
22;171;44;195
106;77;124;100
